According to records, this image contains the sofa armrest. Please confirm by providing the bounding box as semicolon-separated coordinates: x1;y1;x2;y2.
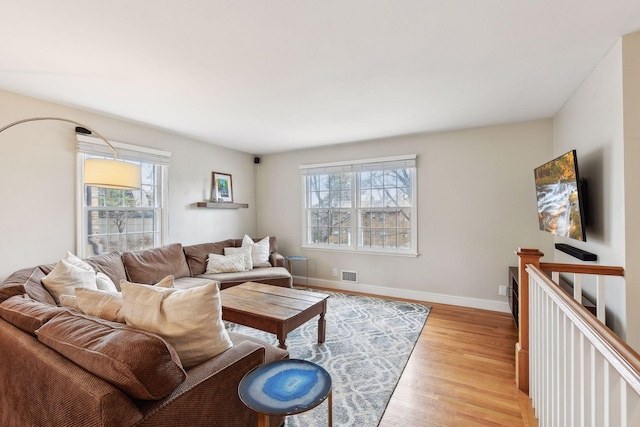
270;251;286;268
135;341;280;427
0;319;142;427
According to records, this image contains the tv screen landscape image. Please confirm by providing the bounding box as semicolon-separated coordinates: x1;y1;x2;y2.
534;150;586;241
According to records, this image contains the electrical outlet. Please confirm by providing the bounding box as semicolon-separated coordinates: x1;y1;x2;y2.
498;285;507;296
332;268;338;277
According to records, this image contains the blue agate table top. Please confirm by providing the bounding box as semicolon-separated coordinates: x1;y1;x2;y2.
238;359;332;416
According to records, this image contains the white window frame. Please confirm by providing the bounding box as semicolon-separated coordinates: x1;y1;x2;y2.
76;134;170;258
300;155;418;257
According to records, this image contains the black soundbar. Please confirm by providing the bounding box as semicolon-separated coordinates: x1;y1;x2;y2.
555;243;597;261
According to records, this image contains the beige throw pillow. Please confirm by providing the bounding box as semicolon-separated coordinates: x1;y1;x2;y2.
76;288;125;323
42;252;98;305
205;253;246;274
119;275;175;290
59;294;79;310
121;280;232;368
74;276;175;324
224;246;253;270
241;235;271;268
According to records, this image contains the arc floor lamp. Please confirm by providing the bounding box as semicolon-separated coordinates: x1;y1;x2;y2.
0;117;141;190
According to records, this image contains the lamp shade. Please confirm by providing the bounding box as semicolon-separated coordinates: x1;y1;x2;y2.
84;158;141;190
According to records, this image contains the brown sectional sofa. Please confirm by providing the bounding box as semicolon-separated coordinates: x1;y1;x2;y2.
0;237;293;427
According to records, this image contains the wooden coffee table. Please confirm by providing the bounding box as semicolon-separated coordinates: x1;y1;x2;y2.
220;282;329;349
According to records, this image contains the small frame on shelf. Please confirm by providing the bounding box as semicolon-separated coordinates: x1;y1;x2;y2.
210;172;233;203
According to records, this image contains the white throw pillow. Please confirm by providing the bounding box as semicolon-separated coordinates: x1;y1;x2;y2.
205;253;246;274
121;280;233;368
42;252;98;305
76;288;125;323
96;272;118;292
241;235;271;268
224;246;253;270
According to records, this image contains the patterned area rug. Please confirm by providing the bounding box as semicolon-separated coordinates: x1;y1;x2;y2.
225;288;431;427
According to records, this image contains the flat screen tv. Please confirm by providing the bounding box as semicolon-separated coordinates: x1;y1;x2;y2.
534;150;587;241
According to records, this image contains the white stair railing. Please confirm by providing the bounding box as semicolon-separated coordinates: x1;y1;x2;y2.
527;264;640;426
542;262;623;324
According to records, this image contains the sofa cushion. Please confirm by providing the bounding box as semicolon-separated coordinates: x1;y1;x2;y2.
122;243;191;284
42;252;99;305
121;280;233;368
1;267;57;305
183;240;235;275
36;310;186;400
0;283;25;303
206;253;247;274
0;295;68;336
84;251;128;291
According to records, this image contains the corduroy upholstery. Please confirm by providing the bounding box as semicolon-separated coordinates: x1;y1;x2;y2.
0;317;287;427
0;267;56;305
0;295;68;335
84;251;129;291
122;243;192;284
36;310;187;400
183;237;292;288
0;237;292;299
0;240;291;426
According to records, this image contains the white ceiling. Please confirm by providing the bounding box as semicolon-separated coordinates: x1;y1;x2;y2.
2;1;640;155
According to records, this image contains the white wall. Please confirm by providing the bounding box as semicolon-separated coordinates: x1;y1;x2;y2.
622;31;640;350
553;38;630;342
257;120;555;311
0;90;257;280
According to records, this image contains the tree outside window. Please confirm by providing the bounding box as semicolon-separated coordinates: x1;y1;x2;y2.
303;157;416;254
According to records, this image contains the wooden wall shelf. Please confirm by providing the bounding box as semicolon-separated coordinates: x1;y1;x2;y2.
196;202;249;209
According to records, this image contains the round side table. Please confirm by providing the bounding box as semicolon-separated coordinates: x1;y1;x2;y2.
285;256;308;286
238;359;332;427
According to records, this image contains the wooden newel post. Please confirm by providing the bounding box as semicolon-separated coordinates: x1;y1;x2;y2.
514;247;544;394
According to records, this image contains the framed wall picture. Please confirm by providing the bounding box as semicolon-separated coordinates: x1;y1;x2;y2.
211;172;233;203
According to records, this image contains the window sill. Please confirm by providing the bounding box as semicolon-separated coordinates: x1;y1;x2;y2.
301;245;418;258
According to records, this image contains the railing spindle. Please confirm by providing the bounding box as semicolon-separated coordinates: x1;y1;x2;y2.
597;275;606;322
574;273;583;303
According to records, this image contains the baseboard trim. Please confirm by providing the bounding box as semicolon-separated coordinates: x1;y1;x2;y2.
293;276;510;313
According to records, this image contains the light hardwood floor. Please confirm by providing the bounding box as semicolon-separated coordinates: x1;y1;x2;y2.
378;301;536;427
306;286;537;426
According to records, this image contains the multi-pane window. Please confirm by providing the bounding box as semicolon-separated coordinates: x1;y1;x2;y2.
301;155;417;255
77;135;170;258
306;173;352;246
358;169;412;249
83;160;162;256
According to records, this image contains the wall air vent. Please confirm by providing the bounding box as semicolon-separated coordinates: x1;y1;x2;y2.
341;270;358;283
